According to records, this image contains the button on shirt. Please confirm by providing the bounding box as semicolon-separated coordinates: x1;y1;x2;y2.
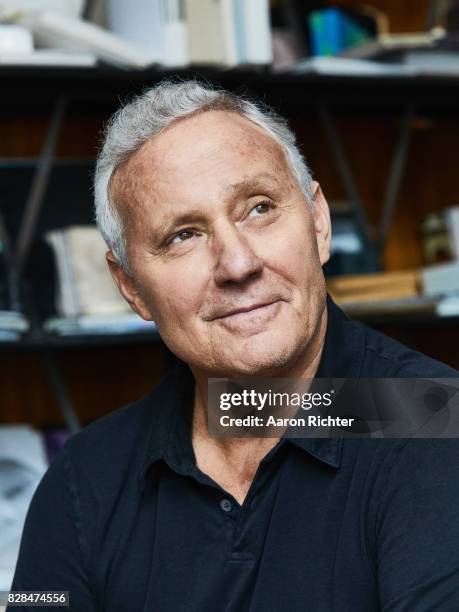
9;295;459;611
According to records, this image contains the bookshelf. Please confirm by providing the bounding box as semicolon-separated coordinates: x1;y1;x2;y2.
2;60;459;428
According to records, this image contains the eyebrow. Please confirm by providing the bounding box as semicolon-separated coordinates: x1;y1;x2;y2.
148;210;206;245
224;174;283;198
149;173;283;244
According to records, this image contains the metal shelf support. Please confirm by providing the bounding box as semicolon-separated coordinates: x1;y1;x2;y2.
316;101;374;246
378;104;416;247
15;95;67;283
40;350;81;435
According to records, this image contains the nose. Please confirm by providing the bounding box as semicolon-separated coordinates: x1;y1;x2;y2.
212;221;263;286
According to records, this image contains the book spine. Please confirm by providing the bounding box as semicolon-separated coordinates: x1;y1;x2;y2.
233;0;246;64
161;0;189;66
309;8;344;57
185;0;223;65
242;0;272;65
446;206;459;259
220;0;238;65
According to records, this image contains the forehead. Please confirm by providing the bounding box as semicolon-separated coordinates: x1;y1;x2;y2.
110;111;294;226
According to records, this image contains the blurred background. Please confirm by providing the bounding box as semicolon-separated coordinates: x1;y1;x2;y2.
1;0;459;597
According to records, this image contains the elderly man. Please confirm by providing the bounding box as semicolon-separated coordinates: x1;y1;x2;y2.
9;81;459;611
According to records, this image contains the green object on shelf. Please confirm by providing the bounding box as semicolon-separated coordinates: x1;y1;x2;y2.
309;8;372;57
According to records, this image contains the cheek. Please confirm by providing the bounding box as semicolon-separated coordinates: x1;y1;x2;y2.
263;216;319;284
142;260;208;327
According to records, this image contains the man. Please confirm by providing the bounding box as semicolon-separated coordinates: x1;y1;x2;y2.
9;81;459;611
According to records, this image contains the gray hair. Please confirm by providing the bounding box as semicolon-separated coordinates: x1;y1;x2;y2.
94;79;314;273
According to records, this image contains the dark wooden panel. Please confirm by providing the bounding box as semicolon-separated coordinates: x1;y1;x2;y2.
0;344;167;427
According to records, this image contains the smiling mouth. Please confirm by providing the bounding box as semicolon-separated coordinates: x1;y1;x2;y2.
214;300;281;320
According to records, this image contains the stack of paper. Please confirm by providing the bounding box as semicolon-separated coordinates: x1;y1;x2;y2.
0;311;29;342
45;225;130;318
421;261;459;297
44;313;157;336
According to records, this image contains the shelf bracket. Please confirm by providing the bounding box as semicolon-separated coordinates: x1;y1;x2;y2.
316;101;374;247
40;349;81;435
15;95;68;285
378;104;416;248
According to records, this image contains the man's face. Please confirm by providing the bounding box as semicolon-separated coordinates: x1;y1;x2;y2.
109;111;331;377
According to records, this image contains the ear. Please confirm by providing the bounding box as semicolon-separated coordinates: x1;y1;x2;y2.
311;182;331;266
106;251;155;321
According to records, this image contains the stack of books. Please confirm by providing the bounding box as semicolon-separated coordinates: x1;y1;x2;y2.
18;0;272;69
328;262;459;319
326;270;430;316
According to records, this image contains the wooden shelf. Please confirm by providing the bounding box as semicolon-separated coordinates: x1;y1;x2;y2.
0;328;162;351
3;65;459;116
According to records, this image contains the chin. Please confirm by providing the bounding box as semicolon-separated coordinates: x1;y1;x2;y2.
220;338;304;378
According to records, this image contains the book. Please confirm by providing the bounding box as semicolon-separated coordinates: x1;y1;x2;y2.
235;0;272;65
445;206;459;258
339;295;438;318
107;0;189;67
160;0;189;67
327;270;420;304
186;0;237;66
308;8;371;57
421;261;459;296
186;0;272;66
106;0;163;61
44;225;131;317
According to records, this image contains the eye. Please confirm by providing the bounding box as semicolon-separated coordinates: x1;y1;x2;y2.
249;201;273;217
168;229;196;245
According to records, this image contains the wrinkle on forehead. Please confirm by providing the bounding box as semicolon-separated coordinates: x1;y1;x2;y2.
108;110;297;237
109;147;161;240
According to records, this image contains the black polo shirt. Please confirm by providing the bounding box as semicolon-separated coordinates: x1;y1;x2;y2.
9;295;459;611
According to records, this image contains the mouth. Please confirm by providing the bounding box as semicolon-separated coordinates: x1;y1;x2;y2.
213;300;281;321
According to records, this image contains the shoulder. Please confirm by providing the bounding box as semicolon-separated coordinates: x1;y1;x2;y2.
349;437;459;607
62;391;152;476
344;436;459;482
353;319;459;377
50;366;178;497
343;437;459;552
